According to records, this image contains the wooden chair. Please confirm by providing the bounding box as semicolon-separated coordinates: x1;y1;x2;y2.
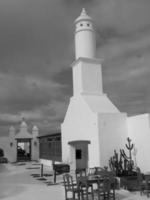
76;168;94;199
96;176;116;200
108;175;116;200
63;173;80;200
77;176;94;200
145;175;150;197
137;174;150;197
137;168;146;195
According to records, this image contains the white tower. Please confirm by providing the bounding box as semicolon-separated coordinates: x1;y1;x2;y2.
61;9;128;170
75;8;96;59
73;9;103;96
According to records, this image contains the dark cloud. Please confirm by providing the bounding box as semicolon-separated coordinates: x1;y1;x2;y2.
0;73;63;114
52;67;73;96
64;0;96;6
0;0;74;79
0;0;150;135
52;67;72;85
103;58;150;115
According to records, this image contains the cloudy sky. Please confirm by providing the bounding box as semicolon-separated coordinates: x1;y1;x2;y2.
0;0;150;136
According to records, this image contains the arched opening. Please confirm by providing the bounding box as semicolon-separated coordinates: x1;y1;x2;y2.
16;139;31;161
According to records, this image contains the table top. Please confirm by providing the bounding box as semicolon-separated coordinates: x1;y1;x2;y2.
77;175;103;185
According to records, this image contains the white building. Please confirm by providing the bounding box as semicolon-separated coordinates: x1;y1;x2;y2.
127;114;150;173
0;119;39;162
61;9;128;171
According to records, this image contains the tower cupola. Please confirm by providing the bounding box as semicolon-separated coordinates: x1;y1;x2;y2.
74;8;96;59
32;125;39;137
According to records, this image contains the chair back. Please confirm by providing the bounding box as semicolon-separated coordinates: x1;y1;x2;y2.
95;167;105;174
76;168;87;179
63;173;75;192
97;177;111;193
88;167;96;175
96;169;108;177
137;169;144;183
77;176;89;188
145;175;150;184
96;168;115;177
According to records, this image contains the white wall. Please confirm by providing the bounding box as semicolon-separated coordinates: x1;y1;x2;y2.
61;94;128;170
61;95;100;169
98;113;128;168
31;137;39;161
72;58;103;96
62;51;128;170
0;122;39;163
0;136;17;162
127;114;150;173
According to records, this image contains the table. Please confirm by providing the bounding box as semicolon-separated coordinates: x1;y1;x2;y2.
77;175;116;200
76;175;100;200
53;163;70;183
77;175;103;189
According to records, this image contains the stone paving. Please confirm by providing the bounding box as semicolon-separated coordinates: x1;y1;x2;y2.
0;162;65;200
0;162;149;200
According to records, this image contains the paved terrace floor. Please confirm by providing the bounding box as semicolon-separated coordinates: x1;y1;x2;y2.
0;162;149;200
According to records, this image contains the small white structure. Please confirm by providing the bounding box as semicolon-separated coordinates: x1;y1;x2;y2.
127;114;150;173
61;9;128;170
0;119;39;162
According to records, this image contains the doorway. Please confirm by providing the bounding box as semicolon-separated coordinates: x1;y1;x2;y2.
17;139;31;161
68;140;90;170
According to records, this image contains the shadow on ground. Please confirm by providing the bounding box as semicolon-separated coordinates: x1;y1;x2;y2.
0;185;27;199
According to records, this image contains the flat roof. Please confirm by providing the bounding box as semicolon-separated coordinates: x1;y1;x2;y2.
38;132;61;138
68;140;91;145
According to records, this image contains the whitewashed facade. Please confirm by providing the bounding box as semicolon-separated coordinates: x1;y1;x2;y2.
61;9;128;171
127;114;150;173
0;119;39;162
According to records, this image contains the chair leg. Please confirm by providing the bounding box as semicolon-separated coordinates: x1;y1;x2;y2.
91;186;94;200
113;190;115;200
73;192;75;199
81;190;84;200
64;190;67;200
77;191;81;200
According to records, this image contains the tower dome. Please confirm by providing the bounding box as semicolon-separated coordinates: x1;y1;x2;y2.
32;125;39;137
75;8;92;23
21;121;27;128
32;125;38;131
20;118;28;130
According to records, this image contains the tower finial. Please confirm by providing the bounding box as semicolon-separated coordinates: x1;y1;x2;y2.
22;117;25;122
75;8;92;23
81;8;87;15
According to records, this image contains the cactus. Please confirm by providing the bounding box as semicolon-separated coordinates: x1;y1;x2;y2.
121;137;134;172
126;137;134;161
109;137;135;176
109;150;123;176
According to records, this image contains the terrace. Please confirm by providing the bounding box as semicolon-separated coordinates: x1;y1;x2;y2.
0;161;149;200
